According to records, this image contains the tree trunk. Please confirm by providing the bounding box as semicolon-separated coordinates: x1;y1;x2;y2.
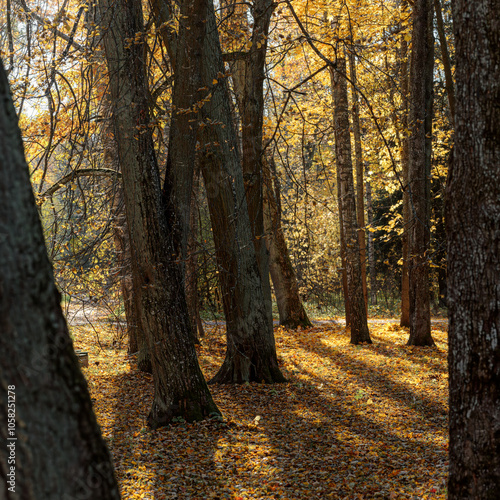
263;154;312;328
102;98;151;371
365;173;377;305
337;164;351;326
434;0;455;124
185;169;205;341
200;0;285;383
348;51;368;313
232;0;274;327
407;0;435;346
331;59;371;344
98;0;220;428
152;0;284;384
447;0;500;496
0;58;120;500
399;19;411;327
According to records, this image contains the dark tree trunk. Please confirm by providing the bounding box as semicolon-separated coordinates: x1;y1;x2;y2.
337;165;351;326
231;0;274;325
365;173;377;306
434;0;455;124
331;59;371;344
185;170;204;342
0;59;120;500
150;0;285;384
263;154;312;328
447;0;500;496
348;51;368;313
399;12;411;327
98;0;220;428
407;0;435;346
199;0;285;384
162;0;205;262
102;99;151;371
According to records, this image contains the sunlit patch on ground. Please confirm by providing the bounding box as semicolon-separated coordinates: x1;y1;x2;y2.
73;319;448;499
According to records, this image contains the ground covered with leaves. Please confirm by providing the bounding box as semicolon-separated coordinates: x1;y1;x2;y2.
73;317;449;499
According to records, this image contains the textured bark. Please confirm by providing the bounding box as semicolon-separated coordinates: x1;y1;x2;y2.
348;52;368;313
151;0;284;384
365;174;377;306
447;0;500;496
0;59;120;500
199;0;285;383
331;59;371;344
102;99;151;370
99;0;220;428
407;0;435;346
434;0;455;124
263;155;312;328
162;0;206;262
399;26;411;327
225;0;309;329
230;0;274;326
337;166;351;326
185;170;204;341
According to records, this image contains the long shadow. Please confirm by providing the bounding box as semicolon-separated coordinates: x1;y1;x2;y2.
291;327;448;421
91;355;226;499
204;374;447;498
88;321;448;499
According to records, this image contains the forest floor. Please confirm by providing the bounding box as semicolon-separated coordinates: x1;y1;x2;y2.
72;316;448;500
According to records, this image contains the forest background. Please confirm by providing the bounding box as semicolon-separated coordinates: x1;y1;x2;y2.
0;0;452;327
4;0;495;498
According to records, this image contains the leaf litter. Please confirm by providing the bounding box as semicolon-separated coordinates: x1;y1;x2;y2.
73;319;448;499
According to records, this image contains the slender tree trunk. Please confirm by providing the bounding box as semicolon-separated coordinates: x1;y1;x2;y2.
434;0;455;124
331;59;371;344
228;0;309;329
348;51;368;313
400;23;411;327
235;0;275;323
407;0;435;346
99;0;220;428
365;174;377;306
185;169;204;341
263;154;312;328
102;99;151;370
0;58;120;500
447;1;500;496
162;0;205;262
337;164;351;326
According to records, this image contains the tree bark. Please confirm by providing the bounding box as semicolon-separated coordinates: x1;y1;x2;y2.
348;51;368;314
365;174;377;306
434;0;455;124
185;169;205;341
331;59;371;344
337;163;351;326
263;154;312;328
231;0;274;326
102;98;151;371
399;18;411;327
99;0;220;427
0;58;120;500
151;0;284;384
447;0;500;496
407;0;435;346
199;0;285;383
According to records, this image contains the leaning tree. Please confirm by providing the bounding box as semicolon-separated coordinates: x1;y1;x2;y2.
0;58;120;499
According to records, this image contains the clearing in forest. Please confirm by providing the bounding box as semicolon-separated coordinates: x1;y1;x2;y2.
73;319;448;499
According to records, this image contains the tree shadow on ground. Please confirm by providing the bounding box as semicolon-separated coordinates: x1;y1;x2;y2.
85;321;448;499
